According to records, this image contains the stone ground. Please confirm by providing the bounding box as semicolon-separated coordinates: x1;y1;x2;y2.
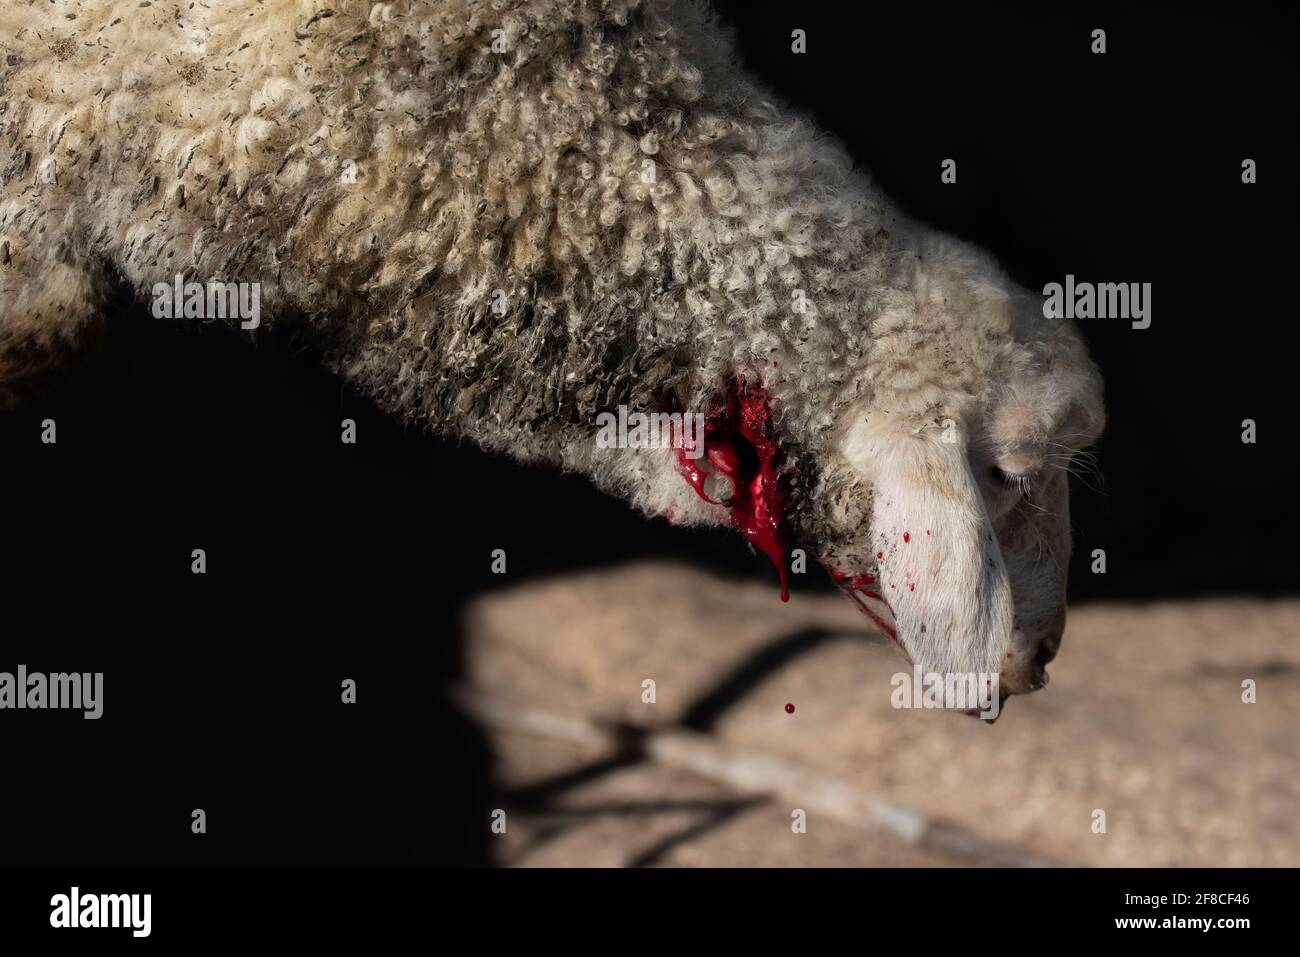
462;562;1300;867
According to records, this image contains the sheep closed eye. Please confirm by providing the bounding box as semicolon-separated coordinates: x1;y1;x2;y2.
990;465;1033;493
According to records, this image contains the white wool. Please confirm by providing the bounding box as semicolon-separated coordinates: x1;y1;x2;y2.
0;0;1104;688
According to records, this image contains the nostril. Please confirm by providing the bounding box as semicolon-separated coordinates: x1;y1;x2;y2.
1036;632;1062;665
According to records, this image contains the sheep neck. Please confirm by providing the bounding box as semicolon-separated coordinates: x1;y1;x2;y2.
674;379;791;602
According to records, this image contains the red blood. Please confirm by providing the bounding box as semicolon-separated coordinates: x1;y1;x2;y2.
903;532;910;543
830;555;909;651
876;551;884;560
673;378;792;601
673;434;721;505
831;570;881;600
908;582;915;592
857;604;900;649
706;438;741;476
784;703;795;714
829;565;903;655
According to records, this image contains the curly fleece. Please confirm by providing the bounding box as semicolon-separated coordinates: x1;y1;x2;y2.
1;0;1104;686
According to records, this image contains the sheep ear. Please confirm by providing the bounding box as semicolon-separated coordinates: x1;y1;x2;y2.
846;420;1013;677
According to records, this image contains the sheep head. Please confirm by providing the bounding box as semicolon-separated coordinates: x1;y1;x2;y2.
661;269;1104;711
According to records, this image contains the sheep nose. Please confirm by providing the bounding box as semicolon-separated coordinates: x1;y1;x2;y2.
1035;614;1066;665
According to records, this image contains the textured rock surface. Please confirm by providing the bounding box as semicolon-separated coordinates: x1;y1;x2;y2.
465;563;1300;866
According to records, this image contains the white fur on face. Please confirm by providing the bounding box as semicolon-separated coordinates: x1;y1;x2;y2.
843;412;1015;678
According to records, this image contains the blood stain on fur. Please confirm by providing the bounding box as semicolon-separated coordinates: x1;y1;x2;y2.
829;567;903;651
832;570;876;589
903;532;910;543
675;378;792;600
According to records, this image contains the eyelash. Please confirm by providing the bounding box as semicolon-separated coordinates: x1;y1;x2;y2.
991;466;1033;493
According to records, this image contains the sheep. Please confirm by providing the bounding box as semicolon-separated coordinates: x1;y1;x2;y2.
0;0;1105;700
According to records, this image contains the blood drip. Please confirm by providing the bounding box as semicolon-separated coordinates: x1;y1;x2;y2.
830;568;902;651
673;379;792;601
831;570;881;600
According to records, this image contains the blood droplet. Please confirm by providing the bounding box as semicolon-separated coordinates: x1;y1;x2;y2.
785;703;795;714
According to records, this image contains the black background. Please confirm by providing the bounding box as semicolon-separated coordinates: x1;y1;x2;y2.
0;0;1294;868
